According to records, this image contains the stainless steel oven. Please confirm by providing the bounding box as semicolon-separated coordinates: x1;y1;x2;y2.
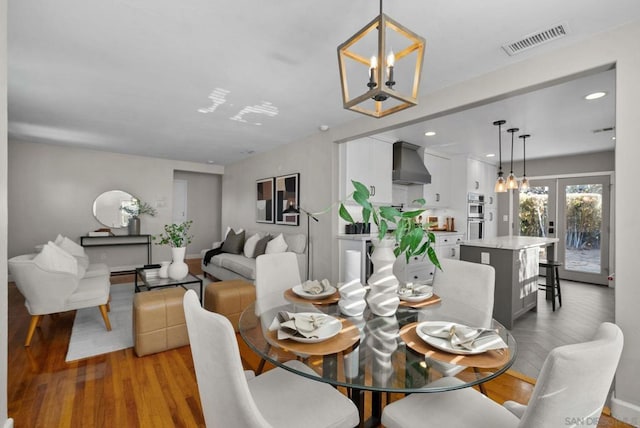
467;218;485;240
467;193;485;218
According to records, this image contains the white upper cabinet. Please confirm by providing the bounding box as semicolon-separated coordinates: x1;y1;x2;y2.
406;151;451;208
340;137;393;204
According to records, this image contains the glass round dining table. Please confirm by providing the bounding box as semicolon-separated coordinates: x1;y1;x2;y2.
239;291;517;426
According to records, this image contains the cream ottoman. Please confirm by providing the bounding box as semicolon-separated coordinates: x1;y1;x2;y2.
204;280;256;332
133;287;190;357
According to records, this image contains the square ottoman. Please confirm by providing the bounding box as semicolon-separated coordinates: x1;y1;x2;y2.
133;287;190;357
204;280;256;332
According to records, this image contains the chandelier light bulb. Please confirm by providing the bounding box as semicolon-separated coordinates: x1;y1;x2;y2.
520;177;530;191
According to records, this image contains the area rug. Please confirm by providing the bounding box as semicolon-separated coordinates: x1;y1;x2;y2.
66;279;206;362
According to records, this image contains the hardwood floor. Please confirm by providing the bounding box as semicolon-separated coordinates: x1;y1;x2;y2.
6;272;629;427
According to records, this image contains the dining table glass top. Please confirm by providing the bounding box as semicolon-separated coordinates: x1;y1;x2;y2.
238;292;517;394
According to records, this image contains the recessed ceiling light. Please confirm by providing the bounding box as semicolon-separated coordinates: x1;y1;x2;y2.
207;160;214;164
585;91;607;100
319;125;329;132
486;153;496;158
424;131;436;136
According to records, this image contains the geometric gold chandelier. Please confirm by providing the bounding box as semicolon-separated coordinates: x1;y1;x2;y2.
337;0;426;118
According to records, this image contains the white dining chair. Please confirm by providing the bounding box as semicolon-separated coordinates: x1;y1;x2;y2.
183;289;359;428
381;322;624;428
255;252;301;315
426;258;496;378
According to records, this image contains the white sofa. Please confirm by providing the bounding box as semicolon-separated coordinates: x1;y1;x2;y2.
200;231;306;284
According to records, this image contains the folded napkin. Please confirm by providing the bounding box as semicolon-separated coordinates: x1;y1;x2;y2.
420;323;507;353
398;284;432;297
269;311;327;340
301;279;332;295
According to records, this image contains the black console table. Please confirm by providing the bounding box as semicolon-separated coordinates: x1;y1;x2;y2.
80;235;152;274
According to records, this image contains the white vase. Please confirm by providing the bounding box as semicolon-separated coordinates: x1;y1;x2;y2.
168;247;189;280
158;261;171;278
366;238;400;316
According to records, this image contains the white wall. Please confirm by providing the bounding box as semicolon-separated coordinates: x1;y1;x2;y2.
1;0;9;425
8;140;224;267
222;21;640;422
221;135;338;280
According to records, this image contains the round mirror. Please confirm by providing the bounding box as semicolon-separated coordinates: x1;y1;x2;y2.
92;190;137;228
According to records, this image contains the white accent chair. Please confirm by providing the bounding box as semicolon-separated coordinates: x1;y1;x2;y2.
255;252;301;316
8;254;112;346
427;258;496;378
182;289;359;428
381;322;624;428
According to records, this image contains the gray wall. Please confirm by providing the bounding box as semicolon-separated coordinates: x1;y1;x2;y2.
8;140;223;268
173;170;222;256
1;0;8;424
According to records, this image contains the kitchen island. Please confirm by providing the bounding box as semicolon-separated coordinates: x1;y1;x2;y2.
460;236;559;329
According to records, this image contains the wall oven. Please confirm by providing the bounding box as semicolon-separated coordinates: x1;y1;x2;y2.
467;193;485;218
467;218;485;240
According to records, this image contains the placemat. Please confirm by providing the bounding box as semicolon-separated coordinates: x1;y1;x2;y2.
399;322;510;368
265;318;360;356
283;288;340;305
398;293;441;308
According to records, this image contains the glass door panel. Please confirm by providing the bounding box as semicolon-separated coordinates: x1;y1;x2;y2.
558;176;610;285
516;179;556;260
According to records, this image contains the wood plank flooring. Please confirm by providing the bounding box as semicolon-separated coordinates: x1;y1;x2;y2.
510;279;616;378
6;263;629;427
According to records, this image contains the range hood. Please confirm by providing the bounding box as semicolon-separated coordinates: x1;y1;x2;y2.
392;141;431;185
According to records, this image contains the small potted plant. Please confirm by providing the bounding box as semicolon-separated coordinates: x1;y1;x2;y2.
339;180;440;316
121;198;157;235
153;220;193;279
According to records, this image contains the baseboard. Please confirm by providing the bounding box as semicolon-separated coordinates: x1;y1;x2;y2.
611;395;640;427
4;418;14;428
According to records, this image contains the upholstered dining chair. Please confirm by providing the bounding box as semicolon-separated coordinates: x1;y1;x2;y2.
426;258;496;379
255;252;302;315
8;254;112;346
381;322;624;428
183;289;359;428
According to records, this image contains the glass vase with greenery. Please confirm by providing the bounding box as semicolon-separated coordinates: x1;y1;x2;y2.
153;220;194;248
339;180;440;268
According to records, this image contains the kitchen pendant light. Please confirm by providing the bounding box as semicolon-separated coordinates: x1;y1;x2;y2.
519;134;530;191
337;0;426;118
506;128;519;190
493;120;507;193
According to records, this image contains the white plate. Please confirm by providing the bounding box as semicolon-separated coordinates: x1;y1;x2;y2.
292;284;337;300
288;313;342;343
416;321;486;355
398;291;433;302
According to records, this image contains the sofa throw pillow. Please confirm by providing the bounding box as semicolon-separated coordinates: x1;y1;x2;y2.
265;233;288;254
33;241;79;277
221;229;245;254
58;236;86;257
243;233;261;258
253;235;271;258
224;226;244;240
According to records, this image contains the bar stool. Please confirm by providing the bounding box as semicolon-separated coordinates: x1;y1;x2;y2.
538;260;562;311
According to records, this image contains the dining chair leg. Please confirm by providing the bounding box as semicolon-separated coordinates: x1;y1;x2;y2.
555;266;562;308
256;344;271;374
25;315;42;347
99;304;112;331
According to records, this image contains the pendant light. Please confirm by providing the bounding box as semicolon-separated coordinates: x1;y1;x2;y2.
506;127;519;190
337;0;426;118
493;120;507;193
519;134;530;191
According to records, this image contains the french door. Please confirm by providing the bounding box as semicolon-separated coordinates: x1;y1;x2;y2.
516;176;610;285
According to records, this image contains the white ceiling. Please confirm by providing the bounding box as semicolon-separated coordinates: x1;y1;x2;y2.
7;1;640;165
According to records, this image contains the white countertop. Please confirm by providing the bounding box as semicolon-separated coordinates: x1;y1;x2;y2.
338;230;463;241
461;236;559;250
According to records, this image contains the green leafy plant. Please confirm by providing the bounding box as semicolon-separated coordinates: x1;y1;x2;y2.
339;180;441;268
153;221;193;248
120;198;158;218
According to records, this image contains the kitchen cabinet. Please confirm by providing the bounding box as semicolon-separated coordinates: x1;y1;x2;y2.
407;151;451;208
340;137;392;204
394;232;464;284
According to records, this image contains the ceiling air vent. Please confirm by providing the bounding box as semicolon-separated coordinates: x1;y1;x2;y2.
502;23;569;56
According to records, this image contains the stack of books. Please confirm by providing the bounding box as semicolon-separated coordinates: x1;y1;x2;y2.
141;269;160;280
88;231;111;237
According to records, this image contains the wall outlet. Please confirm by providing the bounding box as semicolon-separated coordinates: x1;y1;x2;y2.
503;215;509;222
481;252;490;264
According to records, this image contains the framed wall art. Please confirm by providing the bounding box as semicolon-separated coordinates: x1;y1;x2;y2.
256;177;274;223
275;173;300;226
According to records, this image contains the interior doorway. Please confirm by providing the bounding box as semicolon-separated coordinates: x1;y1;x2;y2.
173;179;188;224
